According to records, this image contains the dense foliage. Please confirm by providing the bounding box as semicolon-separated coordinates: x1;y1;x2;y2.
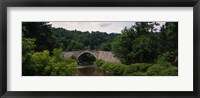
112;22;178;65
22;22;178;76
51;28;119;51
30;49;77;76
23;48;77;76
95;59;177;76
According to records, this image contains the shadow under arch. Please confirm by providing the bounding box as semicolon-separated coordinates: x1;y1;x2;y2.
77;52;97;66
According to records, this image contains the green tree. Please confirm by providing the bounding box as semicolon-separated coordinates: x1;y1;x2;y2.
112;22;160;64
132;34;160;63
29;49;78;76
22;22;55;52
112;27;136;64
159;22;178;65
50;27;119;51
49;49;78;76
22;38;36;76
31;50;51;75
159;22;178;54
67;40;86;51
99;43;112;51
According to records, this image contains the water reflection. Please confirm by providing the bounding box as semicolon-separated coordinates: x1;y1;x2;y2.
75;65;112;76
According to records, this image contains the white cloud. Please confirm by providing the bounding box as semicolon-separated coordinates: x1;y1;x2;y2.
49;22;165;33
99;22;112;27
49;22;134;33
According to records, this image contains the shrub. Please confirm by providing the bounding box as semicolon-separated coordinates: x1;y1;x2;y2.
145;55;177;76
31;50;51;75
146;61;178;76
49;56;78;76
95;59;106;67
146;64;165;76
112;63;127;75
123;63;151;76
159;67;178;76
30;49;78;76
50;61;77;76
157;51;176;64
100;62;127;76
126;72;147;76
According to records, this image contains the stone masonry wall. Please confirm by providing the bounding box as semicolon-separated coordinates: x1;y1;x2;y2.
63;50;119;62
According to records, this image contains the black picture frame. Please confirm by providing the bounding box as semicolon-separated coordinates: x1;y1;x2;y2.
0;0;199;98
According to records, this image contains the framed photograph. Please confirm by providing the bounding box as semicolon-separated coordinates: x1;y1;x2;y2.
0;0;199;98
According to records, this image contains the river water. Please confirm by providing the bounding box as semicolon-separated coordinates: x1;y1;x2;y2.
75;64;112;76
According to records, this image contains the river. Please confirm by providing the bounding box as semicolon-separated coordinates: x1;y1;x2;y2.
75;64;112;76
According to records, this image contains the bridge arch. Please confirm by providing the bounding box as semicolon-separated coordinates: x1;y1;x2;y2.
77;51;98;60
63;50;120;63
77;52;98;65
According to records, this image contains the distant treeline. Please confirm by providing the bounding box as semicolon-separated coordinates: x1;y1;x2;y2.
22;22;119;52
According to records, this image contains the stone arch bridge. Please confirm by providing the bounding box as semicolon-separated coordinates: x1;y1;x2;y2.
63;50;119;62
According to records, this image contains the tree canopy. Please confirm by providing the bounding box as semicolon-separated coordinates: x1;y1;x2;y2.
112;22;178;65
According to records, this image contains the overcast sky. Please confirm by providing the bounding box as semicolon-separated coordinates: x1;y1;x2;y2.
49;22;166;33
